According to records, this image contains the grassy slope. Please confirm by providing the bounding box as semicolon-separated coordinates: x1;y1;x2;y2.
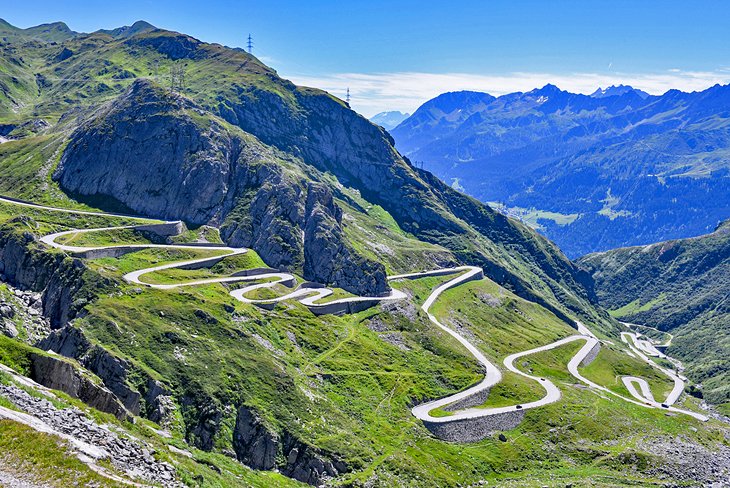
0;206;725;485
577;221;730;404
0;420;128;487
0;22;726;486
0;368;301;488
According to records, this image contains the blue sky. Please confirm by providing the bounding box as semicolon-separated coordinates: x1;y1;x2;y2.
4;0;730;116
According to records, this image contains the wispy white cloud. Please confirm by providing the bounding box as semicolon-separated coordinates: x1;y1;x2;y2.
285;69;730;118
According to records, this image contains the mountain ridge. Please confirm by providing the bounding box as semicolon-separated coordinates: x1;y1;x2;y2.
391;82;730;257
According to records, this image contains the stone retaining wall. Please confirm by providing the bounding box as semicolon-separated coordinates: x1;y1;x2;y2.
580;340;601;367
309;299;381;316
423;409;525;442
443;386;491;412
73;247;140;259
133;221;184;237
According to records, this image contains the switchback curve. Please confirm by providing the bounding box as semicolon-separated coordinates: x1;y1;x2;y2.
0;196;709;439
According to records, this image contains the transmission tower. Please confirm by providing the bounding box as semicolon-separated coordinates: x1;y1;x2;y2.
247;34;253;54
169;64;185;93
346;87;350;104
179;64;185;91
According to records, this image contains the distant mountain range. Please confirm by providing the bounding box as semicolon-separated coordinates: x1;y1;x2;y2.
0;18;157;42
591;84;649;99
390;84;730;257
369;110;410;130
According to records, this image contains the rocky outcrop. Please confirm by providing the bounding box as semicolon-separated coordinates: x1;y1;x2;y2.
281;432;348;485
0;283;50;342
144;379;176;427
303;183;388;296
184;399;222;451
220;163;307;272
54;81;234;226
54;79;388;295
0;224;97;329
0;382;180;486
133;32;202;60
0;228;149;419
39;326;142;415
29;353;129;419
232;405;348;486
233;406;278;470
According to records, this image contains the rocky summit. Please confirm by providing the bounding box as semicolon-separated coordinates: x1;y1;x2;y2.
55;79;387;295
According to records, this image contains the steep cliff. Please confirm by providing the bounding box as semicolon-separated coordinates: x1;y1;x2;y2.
54;80;388;296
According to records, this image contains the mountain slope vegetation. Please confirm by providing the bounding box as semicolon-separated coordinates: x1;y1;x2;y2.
391;85;730;257
578;220;730;407
0;19;727;487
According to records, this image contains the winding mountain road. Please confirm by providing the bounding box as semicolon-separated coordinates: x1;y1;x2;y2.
37;218;406;311
408;267;707;424
0;195;709;432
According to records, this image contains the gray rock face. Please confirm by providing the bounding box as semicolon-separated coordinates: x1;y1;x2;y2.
54;80;388;295
220;163;306;272
39;326;142;415
303;183;388;296
232;405;347;486
29;353;129;420
55;82;233;225
0;225;96;329
144;379;176;427
281;431;347;485
233;405;278;470
0;320;18;338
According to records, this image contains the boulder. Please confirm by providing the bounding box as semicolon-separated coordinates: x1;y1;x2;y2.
1;319;18;338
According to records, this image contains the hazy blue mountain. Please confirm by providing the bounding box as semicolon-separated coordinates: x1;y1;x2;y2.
369;110;410;130
391;84;730;257
591;84;649;98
